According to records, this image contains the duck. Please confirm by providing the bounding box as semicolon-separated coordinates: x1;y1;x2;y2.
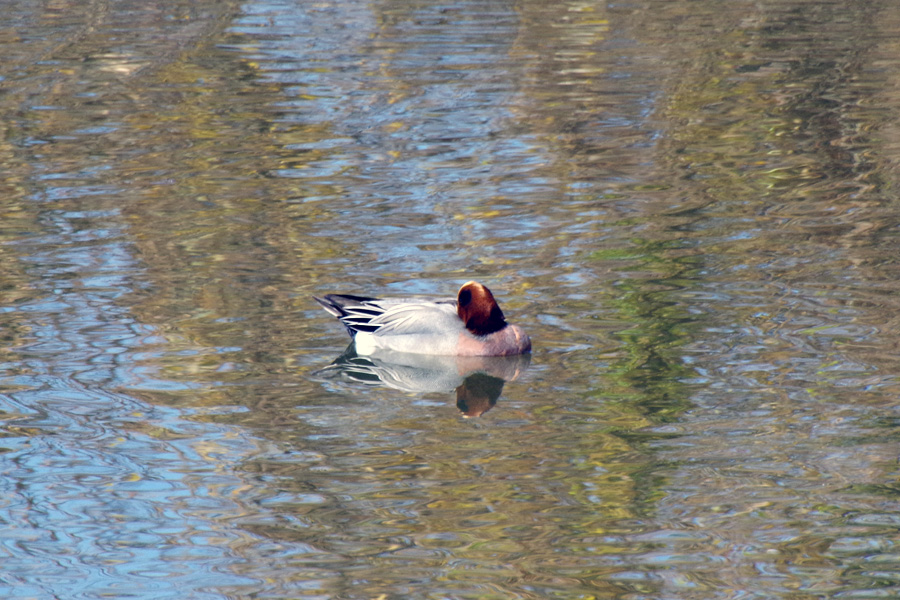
314;281;532;356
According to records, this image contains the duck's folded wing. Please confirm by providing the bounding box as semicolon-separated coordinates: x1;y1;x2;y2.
368;302;462;336
315;294;459;337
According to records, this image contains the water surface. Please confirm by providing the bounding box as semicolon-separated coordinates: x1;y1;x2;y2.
2;0;900;598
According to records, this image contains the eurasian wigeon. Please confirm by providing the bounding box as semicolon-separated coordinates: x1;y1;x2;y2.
314;281;532;356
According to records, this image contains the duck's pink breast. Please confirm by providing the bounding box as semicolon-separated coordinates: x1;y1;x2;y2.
457;325;531;356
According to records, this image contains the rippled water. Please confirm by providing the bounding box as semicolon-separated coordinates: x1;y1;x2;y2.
2;0;900;598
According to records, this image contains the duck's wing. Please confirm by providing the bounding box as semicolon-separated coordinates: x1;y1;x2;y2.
365;301;461;336
315;295;458;337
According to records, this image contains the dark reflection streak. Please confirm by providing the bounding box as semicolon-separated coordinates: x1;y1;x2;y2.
762;3;883;189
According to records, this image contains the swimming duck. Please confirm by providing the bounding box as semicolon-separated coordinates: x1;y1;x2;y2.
314;281;531;356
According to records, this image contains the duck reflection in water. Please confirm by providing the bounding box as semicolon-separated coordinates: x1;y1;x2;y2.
315;347;531;417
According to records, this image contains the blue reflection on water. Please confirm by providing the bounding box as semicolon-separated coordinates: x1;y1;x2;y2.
0;200;263;598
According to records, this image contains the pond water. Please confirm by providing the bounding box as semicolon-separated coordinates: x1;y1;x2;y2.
2;0;900;598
